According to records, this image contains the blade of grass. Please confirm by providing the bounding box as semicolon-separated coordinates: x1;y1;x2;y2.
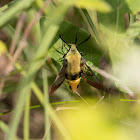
74;8;89;32
35;0;48;15
0;5;8;12
82;9;102;45
0;100;80;116
42;68;51;140
0;0;35;28
1;60;72;140
26;8;42;46
10;0;51;65
31;83;72;140
5;60;72;140
0;121;19;140
5;3;70;140
24;92;31;140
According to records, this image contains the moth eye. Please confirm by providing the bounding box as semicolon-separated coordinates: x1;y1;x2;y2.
80;52;83;55
77;85;79;88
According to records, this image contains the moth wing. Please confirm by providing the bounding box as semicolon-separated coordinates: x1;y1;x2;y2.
49;59;67;95
81;57;108;92
82;76;107;92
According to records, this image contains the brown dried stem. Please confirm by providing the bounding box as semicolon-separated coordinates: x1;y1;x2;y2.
9;14;26;56
10;0;51;66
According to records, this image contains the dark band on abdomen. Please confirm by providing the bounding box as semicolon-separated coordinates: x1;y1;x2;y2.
65;72;81;80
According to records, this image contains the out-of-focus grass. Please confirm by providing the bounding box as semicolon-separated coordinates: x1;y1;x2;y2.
24;93;31;140
57;100;136;140
0;0;140;140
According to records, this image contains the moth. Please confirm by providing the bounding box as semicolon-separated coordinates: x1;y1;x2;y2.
49;31;108;95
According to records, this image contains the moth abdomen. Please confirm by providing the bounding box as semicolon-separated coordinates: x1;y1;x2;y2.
71;73;78;80
65;72;81;80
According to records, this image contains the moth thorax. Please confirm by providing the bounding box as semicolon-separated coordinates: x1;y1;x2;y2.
66;78;81;92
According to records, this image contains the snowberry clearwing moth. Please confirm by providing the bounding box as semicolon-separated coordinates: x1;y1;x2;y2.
49;30;108;95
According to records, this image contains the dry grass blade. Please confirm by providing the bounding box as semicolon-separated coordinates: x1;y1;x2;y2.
92;96;104;108
9;13;26;56
75;91;91;107
10;0;51;66
91;65;135;98
0;78;6;97
42;106;79;140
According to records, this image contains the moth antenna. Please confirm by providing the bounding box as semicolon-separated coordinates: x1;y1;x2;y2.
63;43;69;53
59;34;69;51
75;27;79;44
76;34;91;47
75;91;91;107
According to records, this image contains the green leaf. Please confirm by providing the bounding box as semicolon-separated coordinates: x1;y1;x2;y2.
98;0;130;32
127;21;140;38
125;0;140;14
6;3;70;140
0;0;35;28
41;17;104;72
60;0;112;12
74;0;112;13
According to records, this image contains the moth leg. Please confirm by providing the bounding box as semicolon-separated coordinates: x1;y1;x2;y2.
80;52;86;57
81;57;102;83
53;46;64;55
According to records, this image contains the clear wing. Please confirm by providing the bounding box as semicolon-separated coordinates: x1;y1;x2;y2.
81;57;108;92
49;59;67;95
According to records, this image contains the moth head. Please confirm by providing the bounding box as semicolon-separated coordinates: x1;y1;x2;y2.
59;33;91;49
68;44;77;50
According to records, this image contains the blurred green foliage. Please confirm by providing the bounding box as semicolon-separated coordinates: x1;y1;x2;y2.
0;0;140;140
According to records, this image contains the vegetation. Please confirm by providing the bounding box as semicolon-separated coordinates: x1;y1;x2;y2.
0;0;140;140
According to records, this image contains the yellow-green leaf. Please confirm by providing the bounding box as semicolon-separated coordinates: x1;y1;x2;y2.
74;0;112;12
0;40;8;55
126;0;140;14
59;0;112;13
